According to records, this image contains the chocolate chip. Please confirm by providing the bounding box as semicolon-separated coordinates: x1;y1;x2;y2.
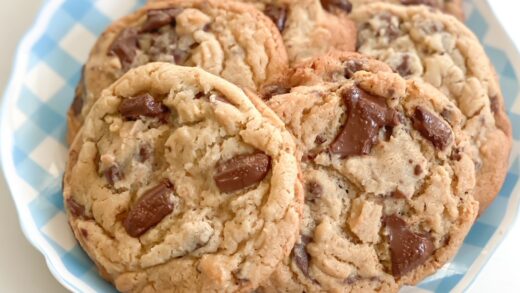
396;55;412;77
385;215;434;278
344;60;364;79
400;0;437;7
173;48;189;64
80;228;89;238
104;165;122;186
321;0;352;13
66;198;85;218
123;181;174;237
293;236;312;277
329;86;401;158
138;145;151;162
214;153;271;193
260;84;290;101
264;4;287;32
490;95;499;113
71;68;86;116
305;181;323;201
377;15;400;41
141;8;182;33
109;28;139;70
118;94;168;120
412;106;452;150
391;189;407;199
314;135;327;145
414;165;422;176
450;148;462;161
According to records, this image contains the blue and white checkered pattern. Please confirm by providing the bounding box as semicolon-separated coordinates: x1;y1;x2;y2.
0;0;519;292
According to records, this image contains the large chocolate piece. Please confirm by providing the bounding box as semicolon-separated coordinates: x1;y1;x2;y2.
412;106;452;150
321;0;353;13
141;8;182;33
293;235;312;277
123;181;174;237
385;215;434;278
118;94;167;120
109;28;139;69
66;198;85;218
330;86;400;158
264;4;287;32
214;153;271;193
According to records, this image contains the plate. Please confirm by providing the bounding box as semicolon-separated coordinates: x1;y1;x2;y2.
1;0;519;292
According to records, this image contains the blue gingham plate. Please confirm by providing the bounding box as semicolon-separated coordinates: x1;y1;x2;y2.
1;0;519;292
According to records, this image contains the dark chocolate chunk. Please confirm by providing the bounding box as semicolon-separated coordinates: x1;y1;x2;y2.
109;28;139;70
173;48;189;64
141;8;182;33
138;145;151;162
214;153;271;193
66;198;85;218
490;95;499;113
395;55;412;77
293;235;312;277
305;180;323;201
80;228;89;239
344;60;364;79
412;106;452;150
329;86;401;158
391;189;407;199
321;0;353;13
123;181;174;237
450;148;462;161
264;4;288;32
118;93;167;120
414;165;422;176
385;215;434;278
260;83;290;101
314;135;327;145
400;0;437;7
104;165;122;186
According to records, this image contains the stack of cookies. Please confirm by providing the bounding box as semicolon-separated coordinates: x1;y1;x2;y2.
62;0;512;292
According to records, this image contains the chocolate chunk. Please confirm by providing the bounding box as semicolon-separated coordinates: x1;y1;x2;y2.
396;55;412;77
80;228;89;238
293;235;312;277
260;84;290;101
490;95;499;113
412;106;452;150
214;153;271;193
391;189;407;199
71;68;86;116
109;28;139;69
119;94;167;120
400;0;436;7
104;165;122;186
385;215;434;278
450;148;462;161
172;48;189;64
66;198;85;218
314;135;327;145
141;8;182;33
330;86;401;158
321;0;352;13
414;165;422;176
123;181;174;237
305;181;323;201
138;145;151;162
344;60;364;79
264;4;287;32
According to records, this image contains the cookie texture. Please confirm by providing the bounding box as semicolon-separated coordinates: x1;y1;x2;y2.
63;63;301;292
352;3;512;214
350;0;464;20
260;52;478;292
67;0;289;144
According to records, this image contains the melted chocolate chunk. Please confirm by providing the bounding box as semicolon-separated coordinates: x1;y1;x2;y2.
104;165;122;186
66;198;85;218
214;153;271;193
385;215;434;278
109;28;139;69
396;55;412;77
264;4;287;32
305;181;323;201
119;94;168;120
293;235;312;277
391;189;407;199
138;145;151;162
80;228;89;238
412;106;452;150
141;8;182;33
123;181;174;237
490;95;499;113
321;0;353;13
400;0;437;7
329;86;400;158
450;148;462;161
344;60;364;79
414;165;422;176
314;135;327;145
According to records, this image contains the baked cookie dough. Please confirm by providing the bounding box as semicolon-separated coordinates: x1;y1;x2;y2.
261;52;478;292
63;63;301;292
353;3;512;214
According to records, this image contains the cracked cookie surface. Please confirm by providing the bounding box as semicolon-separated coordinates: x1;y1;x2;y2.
63;63;301;292
352;3;512;214
67;0;289;144
260;52;478;292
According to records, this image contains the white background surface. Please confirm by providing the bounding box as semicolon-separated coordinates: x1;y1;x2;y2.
0;1;519;292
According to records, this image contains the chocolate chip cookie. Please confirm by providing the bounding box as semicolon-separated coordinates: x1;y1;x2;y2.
261;51;478;292
67;0;289;144
63;63;302;292
352;3;512;214
350;0;464;21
